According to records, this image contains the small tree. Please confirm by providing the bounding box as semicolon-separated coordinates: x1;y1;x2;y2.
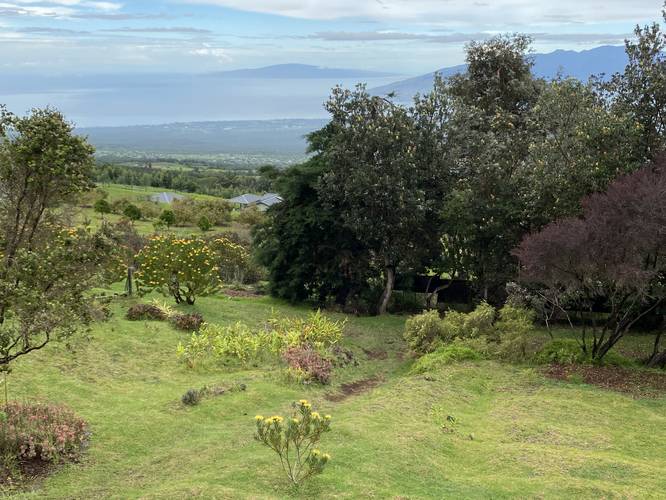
514;159;666;361
0;106;120;371
94;198;112;216
123;203;142;221
197;215;212;232
159;209;176;228
135;235;220;304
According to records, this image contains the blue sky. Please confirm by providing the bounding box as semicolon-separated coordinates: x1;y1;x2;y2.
0;0;663;76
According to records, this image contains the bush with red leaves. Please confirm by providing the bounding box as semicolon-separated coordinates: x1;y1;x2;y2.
282;346;333;385
125;303;167;321
169;313;204;332
0;402;90;464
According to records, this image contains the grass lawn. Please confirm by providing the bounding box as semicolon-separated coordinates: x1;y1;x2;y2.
7;293;666;498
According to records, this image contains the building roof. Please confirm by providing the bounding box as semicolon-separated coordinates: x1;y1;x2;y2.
228;193;262;205
150;192;185;204
257;194;283;207
229;193;283;207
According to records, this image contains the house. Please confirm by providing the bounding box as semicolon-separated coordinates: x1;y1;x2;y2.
229;193;283;211
150;192;185;204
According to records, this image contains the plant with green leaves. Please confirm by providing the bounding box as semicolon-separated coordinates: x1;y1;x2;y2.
0;107;121;371
254;400;332;486
135;235;220;305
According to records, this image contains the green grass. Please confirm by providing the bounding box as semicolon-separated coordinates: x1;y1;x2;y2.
7;294;666;498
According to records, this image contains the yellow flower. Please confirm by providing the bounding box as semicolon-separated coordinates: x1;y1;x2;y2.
298;399;308;405
254;415;264;421
324;415;332;420
311;412;321;420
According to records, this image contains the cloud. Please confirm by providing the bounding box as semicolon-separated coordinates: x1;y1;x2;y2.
181;0;659;25
0;0;121;17
189;44;232;62
306;30;632;45
102;26;212;34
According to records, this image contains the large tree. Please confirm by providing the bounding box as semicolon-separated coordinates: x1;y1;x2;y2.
604;5;666;160
316;86;444;314
0;107;119;367
436;35;542;301
253;155;371;306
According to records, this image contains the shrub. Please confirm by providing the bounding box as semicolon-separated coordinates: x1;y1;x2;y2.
181;389;201;406
198;215;212;232
170;313;204;332
410;340;483;374
0;402;90;465
159;209;176;227
441;302;496;341
494;305;537;361
123;203;142;221
404;310;445;354
535;339;587;365
177;322;267;367
237;207;265;226
210;237;251;283
255;400;331;486
93;198;111;215
266;310;345;354
135;235;220;305
126;303;168;321
282;346;333;384
177;311;344;369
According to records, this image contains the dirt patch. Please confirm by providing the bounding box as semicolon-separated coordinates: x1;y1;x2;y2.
544;364;666;398
222;289;264;298
325;376;383;402
0;459;57;491
362;348;388;360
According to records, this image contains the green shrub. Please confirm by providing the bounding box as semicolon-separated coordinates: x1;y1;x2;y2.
535;339;587;365
177;311;345;369
123;203;142;221
93;198;111;215
404;310;445;354
441;302;496;341
410;340;483;374
198;215;212;232
254;400;332;486
494;305;537;361
159;209;176;227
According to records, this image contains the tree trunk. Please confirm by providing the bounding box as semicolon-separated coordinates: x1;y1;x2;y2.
125;266;134;296
377;266;396;315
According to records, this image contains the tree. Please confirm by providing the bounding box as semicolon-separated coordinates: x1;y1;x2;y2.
94;198;112;216
159;209;176;228
123;203;142;221
135;235;220;305
254;157;371;305
102;219;145;296
0;106;119;368
514;158;666;361
197;215;212;232
604;6;666;160
317;86;443;314
436;35;542;301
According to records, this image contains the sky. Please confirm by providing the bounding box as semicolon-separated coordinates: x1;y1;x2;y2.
0;0;664;76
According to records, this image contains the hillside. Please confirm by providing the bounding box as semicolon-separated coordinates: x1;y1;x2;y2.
372;45;628;99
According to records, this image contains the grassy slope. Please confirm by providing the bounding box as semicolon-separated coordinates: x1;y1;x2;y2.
8;294;666;499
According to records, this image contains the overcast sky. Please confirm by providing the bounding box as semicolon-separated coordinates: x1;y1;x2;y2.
0;0;663;75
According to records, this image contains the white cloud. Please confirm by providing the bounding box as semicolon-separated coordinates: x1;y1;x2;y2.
182;0;661;25
189;44;232;62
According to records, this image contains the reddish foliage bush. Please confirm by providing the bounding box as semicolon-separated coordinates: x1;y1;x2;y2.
0;402;90;464
169;313;204;332
126;303;167;321
282;346;333;385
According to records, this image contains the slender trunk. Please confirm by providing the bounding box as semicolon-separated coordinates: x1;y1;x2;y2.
377;266;396;315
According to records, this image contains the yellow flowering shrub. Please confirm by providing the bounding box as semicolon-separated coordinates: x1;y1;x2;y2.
254;400;332;485
135;235;220;305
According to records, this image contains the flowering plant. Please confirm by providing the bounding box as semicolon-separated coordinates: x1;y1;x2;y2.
135;235;220;305
254;400;332;485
